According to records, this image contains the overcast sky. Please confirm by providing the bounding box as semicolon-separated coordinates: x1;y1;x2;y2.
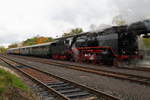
0;0;150;47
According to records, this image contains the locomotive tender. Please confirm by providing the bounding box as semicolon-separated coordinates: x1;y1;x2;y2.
7;20;150;65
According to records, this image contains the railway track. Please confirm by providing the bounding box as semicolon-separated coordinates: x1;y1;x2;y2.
117;66;150;73
5;55;150;87
9;54;150;73
0;56;120;100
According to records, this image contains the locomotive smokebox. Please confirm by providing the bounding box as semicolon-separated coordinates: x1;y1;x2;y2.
142;20;150;38
128;19;150;38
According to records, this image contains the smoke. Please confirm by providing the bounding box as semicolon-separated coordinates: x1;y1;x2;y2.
112;0;150;24
88;0;150;32
89;24;111;32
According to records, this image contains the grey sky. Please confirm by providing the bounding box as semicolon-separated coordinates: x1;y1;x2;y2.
0;0;149;47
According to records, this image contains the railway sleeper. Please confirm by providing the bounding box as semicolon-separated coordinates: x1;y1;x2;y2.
59;88;82;94
65;92;94;99
49;83;70;88
47;81;65;85
52;85;75;91
47;81;96;99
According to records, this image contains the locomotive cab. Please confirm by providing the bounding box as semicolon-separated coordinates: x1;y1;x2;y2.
50;36;74;60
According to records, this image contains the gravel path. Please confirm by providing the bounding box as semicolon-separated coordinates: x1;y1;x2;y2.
7;56;150;100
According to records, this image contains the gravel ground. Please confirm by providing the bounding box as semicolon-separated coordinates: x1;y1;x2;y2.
7;56;150;100
47;58;150;78
137;59;150;68
10;55;150;79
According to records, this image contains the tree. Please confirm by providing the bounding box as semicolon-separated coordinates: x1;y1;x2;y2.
0;46;7;53
8;43;18;48
62;28;83;37
112;15;126;26
23;36;54;46
23;37;37;46
36;37;54;44
143;38;150;47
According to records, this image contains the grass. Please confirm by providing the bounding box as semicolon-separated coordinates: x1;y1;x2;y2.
0;68;28;99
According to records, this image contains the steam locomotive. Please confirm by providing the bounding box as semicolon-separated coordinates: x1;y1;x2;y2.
7;20;150;65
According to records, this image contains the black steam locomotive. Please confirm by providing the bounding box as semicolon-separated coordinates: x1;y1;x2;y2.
7;20;150;65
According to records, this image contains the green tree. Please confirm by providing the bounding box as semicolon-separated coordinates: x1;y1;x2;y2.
62;28;83;37
8;43;18;48
143;38;150;47
112;15;126;26
23;37;37;46
0;46;7;53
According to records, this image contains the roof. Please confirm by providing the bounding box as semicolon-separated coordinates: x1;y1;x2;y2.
55;32;89;40
8;42;52;50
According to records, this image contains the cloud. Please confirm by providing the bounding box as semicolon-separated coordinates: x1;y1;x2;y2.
0;0;149;47
112;0;150;23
